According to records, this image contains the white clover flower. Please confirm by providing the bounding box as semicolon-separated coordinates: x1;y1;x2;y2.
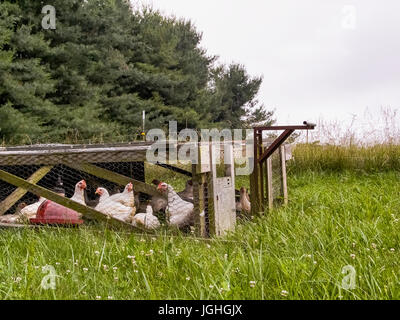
350;254;356;259
249;281;256;288
281;290;289;297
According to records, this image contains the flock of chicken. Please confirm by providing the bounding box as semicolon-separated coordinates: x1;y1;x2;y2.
0;178;251;230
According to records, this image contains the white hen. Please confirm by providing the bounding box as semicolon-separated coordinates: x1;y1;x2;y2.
20;196;47;219
70;180;87;219
70;180;87;205
157;182;194;229
95;187;135;223
108;182;134;207
132;205;160;230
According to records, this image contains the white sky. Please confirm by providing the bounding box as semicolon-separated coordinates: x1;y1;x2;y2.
133;0;400;127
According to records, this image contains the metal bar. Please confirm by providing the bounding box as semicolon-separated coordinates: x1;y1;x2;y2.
258;129;295;164
0;166;53;215
0;168;140;231
155;162;193;177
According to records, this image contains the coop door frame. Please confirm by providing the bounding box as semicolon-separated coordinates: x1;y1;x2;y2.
209;141;236;236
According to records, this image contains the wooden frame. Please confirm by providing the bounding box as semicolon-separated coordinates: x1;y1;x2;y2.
0;166;53;215
250;123;315;215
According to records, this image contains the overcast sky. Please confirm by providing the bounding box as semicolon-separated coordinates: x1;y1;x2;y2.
133;0;400;126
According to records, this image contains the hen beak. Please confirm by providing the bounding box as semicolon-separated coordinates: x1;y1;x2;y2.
95;188;101;195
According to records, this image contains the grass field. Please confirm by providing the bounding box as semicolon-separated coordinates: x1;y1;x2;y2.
1;152;400;299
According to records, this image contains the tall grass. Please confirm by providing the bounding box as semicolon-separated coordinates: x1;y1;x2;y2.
290;144;400;173
1;170;400;300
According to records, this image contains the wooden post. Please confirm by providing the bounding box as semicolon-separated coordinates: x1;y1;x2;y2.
0;166;53;215
280;146;288;205
266;157;273;210
250;129;263;216
192;164;208;237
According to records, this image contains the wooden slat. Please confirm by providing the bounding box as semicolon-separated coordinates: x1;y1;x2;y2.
258;129;295;164
280;146;288;205
0;222;33;229
266;157;273;210
0;166;53;216
254;124;315;131
155;162;192;177
65;162;165;199
0;168;140;231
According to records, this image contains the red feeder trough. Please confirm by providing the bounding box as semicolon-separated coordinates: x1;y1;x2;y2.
30;200;83;226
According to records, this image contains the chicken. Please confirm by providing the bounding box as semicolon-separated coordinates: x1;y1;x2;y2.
151;179;167;213
20;197;46;219
70;180;87;205
239;187;251;214
132;205;160;230
0;214;21;224
177;179;193;203
157;182;194;229
0;203;27;224
108;182;134;207
134;193;148;213
94;187;136;223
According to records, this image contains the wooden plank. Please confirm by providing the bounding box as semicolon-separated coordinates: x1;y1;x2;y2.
155;162;192;177
266;157;273;210
280;146;288;205
64;162;165;199
258;129;295;164
0;151;147;166
253;124;316;131
250;129;262;216
0;222;33;229
192;164;208;237
0;166;53;216
0;168;141;231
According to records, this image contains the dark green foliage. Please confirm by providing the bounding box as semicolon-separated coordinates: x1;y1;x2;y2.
0;0;274;144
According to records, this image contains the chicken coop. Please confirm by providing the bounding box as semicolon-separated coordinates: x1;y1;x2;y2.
0;122;314;236
0;140;239;237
